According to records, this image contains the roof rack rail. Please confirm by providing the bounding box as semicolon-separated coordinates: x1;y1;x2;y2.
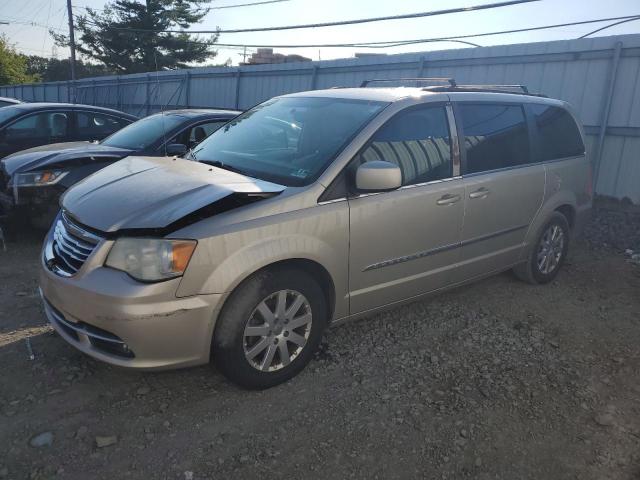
360;77;457;88
358;78;544;97
424;84;539;95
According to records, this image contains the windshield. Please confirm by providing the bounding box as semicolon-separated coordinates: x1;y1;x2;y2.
191;97;388;186
101;113;185;150
0;106;21;125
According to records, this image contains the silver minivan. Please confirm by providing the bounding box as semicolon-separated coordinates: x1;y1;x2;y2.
40;80;592;388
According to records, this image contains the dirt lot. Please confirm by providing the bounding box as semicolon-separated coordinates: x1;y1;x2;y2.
1;201;639;480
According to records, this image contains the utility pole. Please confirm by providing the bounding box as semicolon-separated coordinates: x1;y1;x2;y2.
66;0;77;101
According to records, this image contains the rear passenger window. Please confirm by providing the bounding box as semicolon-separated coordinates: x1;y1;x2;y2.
77;112;129;140
531;104;584;161
359;106;452;186
459;104;529;174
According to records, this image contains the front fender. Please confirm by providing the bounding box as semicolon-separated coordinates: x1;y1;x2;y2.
176;201;350;320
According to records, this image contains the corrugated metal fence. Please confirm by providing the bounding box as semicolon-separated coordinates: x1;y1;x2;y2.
2;34;639;203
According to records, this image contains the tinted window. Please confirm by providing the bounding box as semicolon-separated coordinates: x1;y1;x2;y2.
0;106;21;124
459;104;529;174
77;112;129;140
6;111;69;139
531;104;584;161
191;97;387;187
188;121;225;145
358;106;452;185
101;113;185;150
166;120;227;151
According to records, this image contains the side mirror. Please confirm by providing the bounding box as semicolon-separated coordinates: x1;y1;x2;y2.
355;160;402;192
165;143;187;156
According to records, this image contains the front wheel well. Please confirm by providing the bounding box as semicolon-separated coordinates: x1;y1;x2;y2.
231;259;336;322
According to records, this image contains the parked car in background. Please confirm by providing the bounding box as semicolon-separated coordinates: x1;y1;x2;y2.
39;82;591;389
0;109;239;228
0;97;22;107
0;103;137;159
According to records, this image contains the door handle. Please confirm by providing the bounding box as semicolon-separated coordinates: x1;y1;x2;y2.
469;187;490;199
436;193;461;206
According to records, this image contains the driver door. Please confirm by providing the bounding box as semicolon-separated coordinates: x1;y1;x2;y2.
348;104;465;314
0;110;71;156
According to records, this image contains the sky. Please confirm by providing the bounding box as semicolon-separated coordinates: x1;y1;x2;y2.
0;0;639;66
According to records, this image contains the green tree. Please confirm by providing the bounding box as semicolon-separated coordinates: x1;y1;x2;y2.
0;35;37;85
53;0;217;74
23;56;115;82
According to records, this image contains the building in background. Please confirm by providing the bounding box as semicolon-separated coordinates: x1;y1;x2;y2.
242;48;311;65
354;53;388;59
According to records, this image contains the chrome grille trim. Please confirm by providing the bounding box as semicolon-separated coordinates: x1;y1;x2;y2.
45;212;102;277
61;211;102;244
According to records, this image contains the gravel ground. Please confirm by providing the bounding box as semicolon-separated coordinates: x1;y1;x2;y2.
1;200;639;480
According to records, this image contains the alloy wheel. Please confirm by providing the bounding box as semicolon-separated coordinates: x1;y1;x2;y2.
536;224;565;275
243;290;313;372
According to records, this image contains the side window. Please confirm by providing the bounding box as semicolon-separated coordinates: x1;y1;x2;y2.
459;104;529;174
358;106;452;186
187;121;226;148
77;112;129;140
6;111;69;139
531;104;584;161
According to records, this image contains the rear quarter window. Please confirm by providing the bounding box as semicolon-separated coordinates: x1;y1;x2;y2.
458;103;530;174
531;104;584;161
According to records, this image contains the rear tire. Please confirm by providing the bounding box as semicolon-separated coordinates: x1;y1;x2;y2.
514;212;570;285
212;266;327;389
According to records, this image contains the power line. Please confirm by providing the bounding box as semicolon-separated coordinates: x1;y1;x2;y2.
73;0;289;12
173;15;640;49
212;0;291;9
79;0;541;34
215;39;483;48
578;16;640;38
0;18;66;31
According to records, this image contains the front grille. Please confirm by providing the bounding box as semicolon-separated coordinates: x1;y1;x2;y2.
46;212;102;276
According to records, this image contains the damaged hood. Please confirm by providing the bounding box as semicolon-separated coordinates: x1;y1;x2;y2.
62;156;285;233
1;142;133;176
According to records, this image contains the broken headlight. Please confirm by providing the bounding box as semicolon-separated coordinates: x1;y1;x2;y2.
105;238;197;282
13;170;69;187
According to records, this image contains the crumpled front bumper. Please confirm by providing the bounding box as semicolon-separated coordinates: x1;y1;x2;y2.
39;233;226;370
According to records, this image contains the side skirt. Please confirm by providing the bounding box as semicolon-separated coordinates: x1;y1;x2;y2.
330;261;526;326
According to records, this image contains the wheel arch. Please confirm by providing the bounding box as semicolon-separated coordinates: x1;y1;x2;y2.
216;257;337;325
554;203;576;230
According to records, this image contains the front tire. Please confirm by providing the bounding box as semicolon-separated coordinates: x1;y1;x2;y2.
514;212;570;285
212;266;327;389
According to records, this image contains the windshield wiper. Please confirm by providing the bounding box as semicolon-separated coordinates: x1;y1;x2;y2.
198;159;245;175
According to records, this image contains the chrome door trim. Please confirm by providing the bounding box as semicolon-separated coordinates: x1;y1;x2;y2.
317;197;347;205
362;241;459;272
363;223;529;272
351;176;464;199
459;223;529;247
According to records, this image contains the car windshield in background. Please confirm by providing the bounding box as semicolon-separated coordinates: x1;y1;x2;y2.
0;106;21;125
101;113;185;150
191;97;388;186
